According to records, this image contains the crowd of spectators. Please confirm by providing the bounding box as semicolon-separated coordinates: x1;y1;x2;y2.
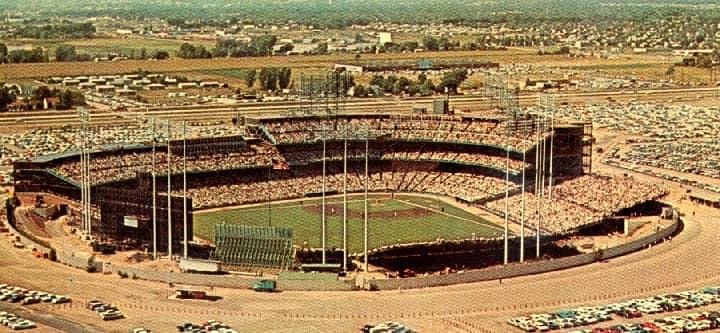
52;143;280;185
483;174;666;234
173;165;512;209
261;115;535;150
281;145;529;171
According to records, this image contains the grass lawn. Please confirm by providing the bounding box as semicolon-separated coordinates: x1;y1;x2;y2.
194;194;504;253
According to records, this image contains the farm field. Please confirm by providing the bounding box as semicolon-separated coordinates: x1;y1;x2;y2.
193;193;504;253
0;48;671;80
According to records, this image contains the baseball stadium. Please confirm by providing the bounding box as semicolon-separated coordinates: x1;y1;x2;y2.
7;108;670;277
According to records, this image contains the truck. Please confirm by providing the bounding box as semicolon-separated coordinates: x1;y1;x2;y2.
252;280;276;292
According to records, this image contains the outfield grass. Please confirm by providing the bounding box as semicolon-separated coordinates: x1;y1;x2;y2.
194;194;504;253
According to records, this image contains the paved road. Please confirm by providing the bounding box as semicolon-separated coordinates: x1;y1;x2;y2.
2;86;720;128
0;302;100;333
0;196;718;332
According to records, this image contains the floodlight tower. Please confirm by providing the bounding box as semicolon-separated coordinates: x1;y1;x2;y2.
149;117;158;260
303;70;350;266
537;94;557;198
78;107;91;235
503;125;511;266
327;123;376;272
167;120;172;259
182;120;188;259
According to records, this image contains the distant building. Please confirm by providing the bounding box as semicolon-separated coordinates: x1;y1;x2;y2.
147;83;166;90
178;82;198;89
378;32;392;45
199;81;221;89
672;49;714;57
116;29;133;35
96;85;116;94
334;64;364;74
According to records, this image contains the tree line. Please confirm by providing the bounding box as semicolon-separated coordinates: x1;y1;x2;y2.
12;22;96;39
0;84;84;112
361;69;468;97
177;35;278;59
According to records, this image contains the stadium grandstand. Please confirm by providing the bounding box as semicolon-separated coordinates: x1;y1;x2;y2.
9;113;664;265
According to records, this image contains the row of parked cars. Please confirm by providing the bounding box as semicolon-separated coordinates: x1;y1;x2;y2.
87;300;124;321
508;286;720;332
0;311;36;330
0;284;71;306
176;320;237;333
360;321;416;333
573;310;720;333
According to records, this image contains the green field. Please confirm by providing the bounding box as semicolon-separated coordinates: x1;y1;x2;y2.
194;194;504;253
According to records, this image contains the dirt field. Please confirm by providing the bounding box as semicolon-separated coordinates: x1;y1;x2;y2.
0;50;671;80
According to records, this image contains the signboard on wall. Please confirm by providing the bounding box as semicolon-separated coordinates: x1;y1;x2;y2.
123;216;139;228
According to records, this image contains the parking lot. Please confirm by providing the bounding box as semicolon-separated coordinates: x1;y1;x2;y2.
508;286;720;332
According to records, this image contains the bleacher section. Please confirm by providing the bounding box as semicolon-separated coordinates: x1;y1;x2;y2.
212;224;294;273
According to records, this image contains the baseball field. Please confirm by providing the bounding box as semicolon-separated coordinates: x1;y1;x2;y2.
193;193;504;253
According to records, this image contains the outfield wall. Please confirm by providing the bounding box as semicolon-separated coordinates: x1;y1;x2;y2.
368;217;680;290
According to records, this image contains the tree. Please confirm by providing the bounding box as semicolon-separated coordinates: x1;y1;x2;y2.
437;69;467;93
369;75;385;87
244;70;257;88
277;43;294;55
316;42;329;54
401;41;419;51
419;79;435;96
252;35;278;56
55;45;77;62
423;36;439;51
33;86;52;102
259;68;278;91
0;43;7;57
140;47;147;59
57;89;74;110
177;43;197;59
152;50;170;60
353;84;368;97
278;68;292;90
0;86;16;111
417;73;427;84
438;37;451;50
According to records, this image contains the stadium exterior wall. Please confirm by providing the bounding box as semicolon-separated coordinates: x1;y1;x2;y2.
3;214;53;256
51;217;677;291
368;217;679;290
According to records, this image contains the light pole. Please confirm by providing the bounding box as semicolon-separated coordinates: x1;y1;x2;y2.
78;107;91;235
151;118;157;260
535;117;541;258
520;150;526;263
182;120;188;259
503;135;510;265
364;136;369;272
342;133;348;271
167;120;172;259
321;123;327;264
